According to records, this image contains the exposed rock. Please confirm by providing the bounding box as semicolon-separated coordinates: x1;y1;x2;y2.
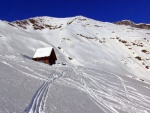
114;20;135;26
10;18;62;30
135;56;142;61
11;20;29;29
114;20;150;30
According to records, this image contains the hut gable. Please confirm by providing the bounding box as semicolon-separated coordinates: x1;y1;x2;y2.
32;47;57;65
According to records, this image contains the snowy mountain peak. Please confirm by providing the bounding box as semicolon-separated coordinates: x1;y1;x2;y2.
8;16;96;30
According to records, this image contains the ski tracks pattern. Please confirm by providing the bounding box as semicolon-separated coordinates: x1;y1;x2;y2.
25;67;73;113
25;68;59;113
59;66;150;113
1;53;150;113
26;77;52;113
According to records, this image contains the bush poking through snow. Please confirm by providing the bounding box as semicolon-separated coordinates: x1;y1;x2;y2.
142;49;150;54
68;57;73;60
145;66;149;69
132;76;144;81
58;47;61;49
135;56;142;61
142;49;147;53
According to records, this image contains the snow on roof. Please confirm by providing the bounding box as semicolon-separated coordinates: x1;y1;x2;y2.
33;47;53;58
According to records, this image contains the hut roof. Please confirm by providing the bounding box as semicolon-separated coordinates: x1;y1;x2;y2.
33;47;53;58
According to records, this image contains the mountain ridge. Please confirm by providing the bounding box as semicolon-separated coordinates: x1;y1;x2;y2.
1;16;150;30
114;20;150;30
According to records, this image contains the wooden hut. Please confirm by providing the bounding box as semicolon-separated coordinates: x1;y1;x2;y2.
32;47;57;65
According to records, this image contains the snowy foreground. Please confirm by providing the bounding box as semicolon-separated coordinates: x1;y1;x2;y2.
0;50;150;113
0;16;150;113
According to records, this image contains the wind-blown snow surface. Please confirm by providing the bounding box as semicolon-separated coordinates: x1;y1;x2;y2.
0;16;150;113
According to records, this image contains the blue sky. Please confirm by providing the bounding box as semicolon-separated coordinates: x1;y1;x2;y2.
0;0;150;23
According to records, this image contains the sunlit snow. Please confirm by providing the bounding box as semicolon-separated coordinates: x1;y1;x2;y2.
0;16;150;113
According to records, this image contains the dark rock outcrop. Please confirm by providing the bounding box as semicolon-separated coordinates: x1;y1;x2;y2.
10;18;62;30
114;20;150;30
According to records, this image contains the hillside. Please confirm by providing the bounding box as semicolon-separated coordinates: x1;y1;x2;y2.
0;16;150;113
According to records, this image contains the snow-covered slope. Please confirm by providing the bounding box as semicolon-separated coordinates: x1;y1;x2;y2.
0;16;150;113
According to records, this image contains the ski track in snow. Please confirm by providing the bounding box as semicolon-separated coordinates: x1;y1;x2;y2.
0;53;150;113
25;74;53;113
58;66;150;113
25;67;74;113
1;61;47;81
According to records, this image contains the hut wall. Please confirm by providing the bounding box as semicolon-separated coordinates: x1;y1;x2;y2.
44;59;49;64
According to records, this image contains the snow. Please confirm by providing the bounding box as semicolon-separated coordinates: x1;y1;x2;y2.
0;16;150;113
0;50;150;113
33;47;53;58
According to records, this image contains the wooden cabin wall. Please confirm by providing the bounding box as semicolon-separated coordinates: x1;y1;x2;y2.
44;59;49;64
33;57;50;64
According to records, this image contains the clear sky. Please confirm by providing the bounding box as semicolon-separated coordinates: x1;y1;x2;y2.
0;0;150;23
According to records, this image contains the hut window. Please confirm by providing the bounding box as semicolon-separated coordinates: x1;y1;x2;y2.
40;60;44;63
